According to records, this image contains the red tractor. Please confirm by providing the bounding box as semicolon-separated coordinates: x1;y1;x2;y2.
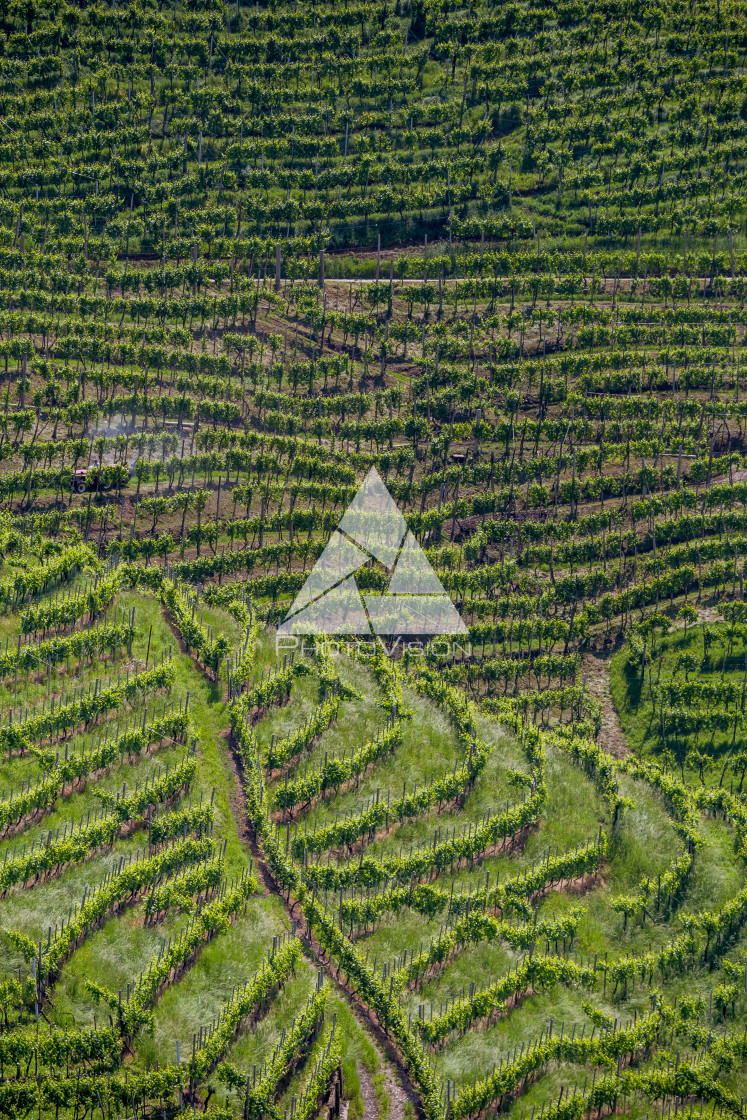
70;463;131;493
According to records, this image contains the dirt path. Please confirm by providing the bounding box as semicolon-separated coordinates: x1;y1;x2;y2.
696;606;724;625
357;1050;389;1120
167;609;419;1118
225;727;420;1117
221;725;254;846
581;650;628;758
381;1062;410;1120
363;1047;411;1120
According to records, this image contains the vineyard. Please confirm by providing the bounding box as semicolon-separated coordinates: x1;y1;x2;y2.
1;0;747;1116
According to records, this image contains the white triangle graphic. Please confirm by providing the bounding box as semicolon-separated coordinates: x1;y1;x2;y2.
279;467;466;637
388;530;446;595
285;531;368;618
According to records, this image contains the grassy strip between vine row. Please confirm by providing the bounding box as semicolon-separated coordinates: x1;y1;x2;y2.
115;872;258;1036
550;726;705;927
0;661;176;756
19;568;122;635
4;834;215;986
337;837;603;929
218;977;325;1106
445;1005;747;1120
267;692;341;773
0;544;96;610
0;708;188;833
272;721;403;812
186;938;301;1086
0;766;212;895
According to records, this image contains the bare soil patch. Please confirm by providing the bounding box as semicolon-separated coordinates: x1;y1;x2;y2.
581;650;629;758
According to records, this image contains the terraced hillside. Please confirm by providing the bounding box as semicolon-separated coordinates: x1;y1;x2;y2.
1;0;747;1116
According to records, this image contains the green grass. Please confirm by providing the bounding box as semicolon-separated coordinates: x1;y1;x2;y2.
610;620;747;782
4;585;747;1117
0;591;397;1117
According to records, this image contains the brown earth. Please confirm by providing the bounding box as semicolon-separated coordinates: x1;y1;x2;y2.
581;650;628;758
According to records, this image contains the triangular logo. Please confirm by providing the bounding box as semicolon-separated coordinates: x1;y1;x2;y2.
279;468;467;636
